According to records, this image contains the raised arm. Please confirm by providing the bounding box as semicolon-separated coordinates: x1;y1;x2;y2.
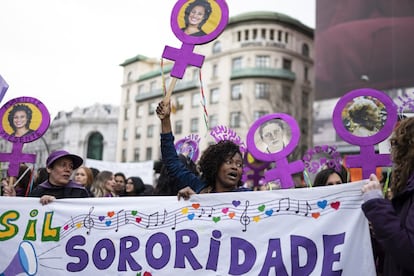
156;100;172;134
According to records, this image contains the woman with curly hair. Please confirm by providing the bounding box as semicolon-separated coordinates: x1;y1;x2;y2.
181;0;212;36
156;100;247;198
8;104;35;137
362;117;414;275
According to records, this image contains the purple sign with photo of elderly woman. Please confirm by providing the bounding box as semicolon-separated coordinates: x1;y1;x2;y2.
332;88;398;179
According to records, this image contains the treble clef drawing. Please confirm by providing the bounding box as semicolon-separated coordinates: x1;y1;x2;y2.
83;207;95;235
240;200;250;232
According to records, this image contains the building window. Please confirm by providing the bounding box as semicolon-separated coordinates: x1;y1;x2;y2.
255;82;270;99
282;85;292;103
232;57;242;71
150;80;156;91
123;128;128;141
237;31;241;42
301;118;309;136
252;29;258;40
212;64;218;78
230;112;241;128
135;126;141;139
212;41;221;53
254;111;267;121
133;148;140;162
176;96;184;111
302;43;310;57
278;30;282;41
192;93;200;108
190;118;199;132
127;71;133;82
138;84;144;95
302;91;309;110
261;28;266;40
255;55;270;68
122;149;127;162
145;147;152;161
304;66;309;82
283;58;292;70
285;32;289;43
126;89;130;102
148;102;156;115
244;29;249;40
124;107;129;120
87;132;103;160
270;29;274;40
209;114;218;129
210;88;220;104
52;132;59;140
136;105;143;118
147;124;154;138
175;120;183;134
231;84;242;100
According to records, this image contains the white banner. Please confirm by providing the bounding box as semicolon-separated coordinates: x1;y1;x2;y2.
0;182;375;275
85;159;154;185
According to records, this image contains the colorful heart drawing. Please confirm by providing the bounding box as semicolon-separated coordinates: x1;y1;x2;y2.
330;201;340;210
107;211;115;218
258;204;265;212
213;217;221;223
253;216;260;222
221;207;229;214
181;207;189;215
105;220;112;226
137;272;141;276
187;213;195;220
135;217;142;223
131;210;138;216
232;200;241;207
317;200;328;209
265;209;274;216
63;225;69;230
98;216;105;221
143;272;152;276
76;223;82;228
192;203;200;209
312;212;320;219
228;212;235;219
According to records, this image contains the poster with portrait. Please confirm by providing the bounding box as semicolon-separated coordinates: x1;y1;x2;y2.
254;118;292;154
0;96;50;143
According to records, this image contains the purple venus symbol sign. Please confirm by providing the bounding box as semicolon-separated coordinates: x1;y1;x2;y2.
332;88;398;179
246;113;304;189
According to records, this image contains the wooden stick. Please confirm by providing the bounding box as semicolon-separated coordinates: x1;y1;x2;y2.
163;77;178;104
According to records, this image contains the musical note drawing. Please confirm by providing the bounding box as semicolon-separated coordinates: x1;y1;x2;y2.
171;214;177;230
146;212;159;228
83;207;95;235
198;208;206;218
277;198;290;212
304;201;312;216
115;209;124;232
125;212;129;224
240;200;250;232
208;207;215;217
70;216;75;228
161;209;167;225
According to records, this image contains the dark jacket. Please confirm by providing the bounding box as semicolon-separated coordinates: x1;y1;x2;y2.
362;173;414;275
29;180;89;198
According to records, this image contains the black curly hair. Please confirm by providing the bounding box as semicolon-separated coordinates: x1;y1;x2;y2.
8;104;33;132
198;140;243;189
184;0;212;30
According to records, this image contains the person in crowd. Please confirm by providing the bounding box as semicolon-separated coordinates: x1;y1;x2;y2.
14;164;33;196
156;100;249;199
154;154;199;196
89;167;100;179
74;165;94;196
114;172;127;196
33;167;48;189
8;104;35;137
362;117;414;275
258;119;290;153
313;167;347;187
90;170;115;197
3;150;89;204
123;176;145;196
181;0;212;36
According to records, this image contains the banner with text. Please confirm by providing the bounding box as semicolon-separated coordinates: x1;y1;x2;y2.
0;182;375;275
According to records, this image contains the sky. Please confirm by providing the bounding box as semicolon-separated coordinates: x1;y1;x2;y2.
0;0;315;118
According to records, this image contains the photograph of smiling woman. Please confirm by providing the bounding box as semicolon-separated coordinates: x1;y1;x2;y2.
7;104;35;138
181;0;212;36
